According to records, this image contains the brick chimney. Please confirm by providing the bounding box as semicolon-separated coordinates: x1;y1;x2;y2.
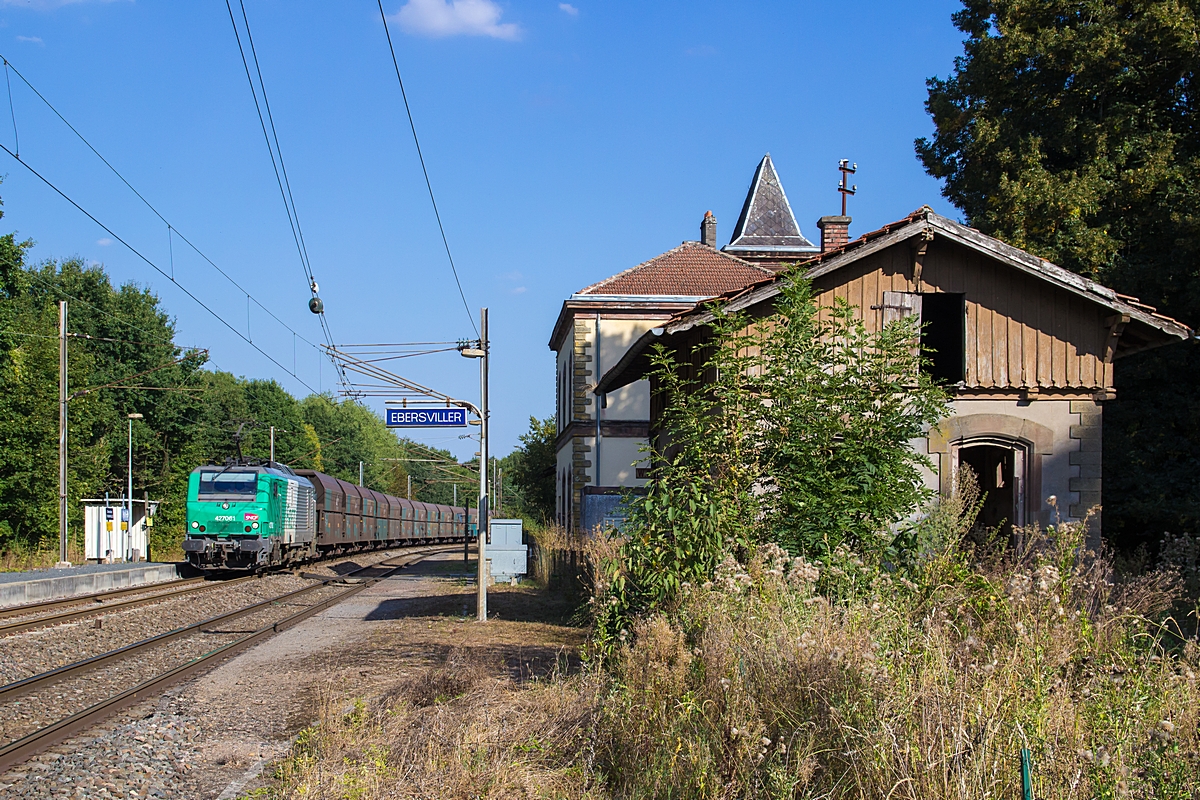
817;215;851;253
700;210;717;247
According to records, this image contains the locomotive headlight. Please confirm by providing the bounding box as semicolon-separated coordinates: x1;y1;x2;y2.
221;502;230;510
251;521;259;529
190;521;199;529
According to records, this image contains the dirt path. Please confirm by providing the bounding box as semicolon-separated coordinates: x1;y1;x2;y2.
180;549;583;799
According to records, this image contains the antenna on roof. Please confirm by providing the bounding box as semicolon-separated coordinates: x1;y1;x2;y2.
838;159;857;216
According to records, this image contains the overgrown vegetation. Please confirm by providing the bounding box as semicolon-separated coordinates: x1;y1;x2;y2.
594;277;949;646
247;475;1200;799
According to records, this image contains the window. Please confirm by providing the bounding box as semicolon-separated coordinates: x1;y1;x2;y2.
920;292;966;384
198;471;258;498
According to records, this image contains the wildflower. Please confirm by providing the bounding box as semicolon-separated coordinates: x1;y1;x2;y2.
761;737;772;747
1159;720;1175;735
730;727;739;738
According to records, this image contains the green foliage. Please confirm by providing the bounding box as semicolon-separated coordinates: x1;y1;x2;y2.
0;192;459;560
915;0;1200;540
752;279;949;556
598;276;949;645
502;415;556;523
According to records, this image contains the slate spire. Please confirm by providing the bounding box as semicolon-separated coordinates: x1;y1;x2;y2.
724;154;818;264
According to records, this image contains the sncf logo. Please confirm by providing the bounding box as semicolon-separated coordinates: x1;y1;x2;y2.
244;513;260;521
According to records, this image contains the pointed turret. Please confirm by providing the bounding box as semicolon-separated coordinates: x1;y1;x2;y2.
723;154;819;270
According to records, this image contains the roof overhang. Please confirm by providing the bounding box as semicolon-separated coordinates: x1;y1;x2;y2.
547;295;715;352
595;208;1194;393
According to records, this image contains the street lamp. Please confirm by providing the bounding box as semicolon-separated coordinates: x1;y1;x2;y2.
457;308;489;622
127;413;142;562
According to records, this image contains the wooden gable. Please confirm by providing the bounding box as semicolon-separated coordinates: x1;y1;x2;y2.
810;236;1113;391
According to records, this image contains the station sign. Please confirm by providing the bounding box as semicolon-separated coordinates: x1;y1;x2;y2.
105;507;114;521
385;407;468;428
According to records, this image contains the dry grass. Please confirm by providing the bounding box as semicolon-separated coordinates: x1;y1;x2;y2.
595;516;1200;799
250;582;603;800
248;508;1200;799
0;540;85;571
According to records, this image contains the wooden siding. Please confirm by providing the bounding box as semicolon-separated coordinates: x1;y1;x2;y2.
805;238;1112;390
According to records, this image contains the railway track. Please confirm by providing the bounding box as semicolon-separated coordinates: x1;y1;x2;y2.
0;546;450;775
0;576;209;621
0;575;256;637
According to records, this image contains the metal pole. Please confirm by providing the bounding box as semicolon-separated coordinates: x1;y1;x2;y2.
477;307;489;622
1020;748;1034;800
359;461;364;487
407;474;411;500
127;417;133;563
57;300;69;566
270;426;275;463
453;484;457;506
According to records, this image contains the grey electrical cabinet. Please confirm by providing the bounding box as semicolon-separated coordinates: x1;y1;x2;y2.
488;518;527;582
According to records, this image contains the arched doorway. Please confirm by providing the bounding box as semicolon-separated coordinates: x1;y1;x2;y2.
953;436;1029;537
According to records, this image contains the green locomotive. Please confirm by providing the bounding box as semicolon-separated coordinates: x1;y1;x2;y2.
183;464;317;570
183;461;475;571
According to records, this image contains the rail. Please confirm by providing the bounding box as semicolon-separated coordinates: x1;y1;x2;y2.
0;546;450;774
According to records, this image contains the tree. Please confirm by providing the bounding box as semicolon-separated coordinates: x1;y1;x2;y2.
504;416;556;523
597;276;949;641
916;0;1200;542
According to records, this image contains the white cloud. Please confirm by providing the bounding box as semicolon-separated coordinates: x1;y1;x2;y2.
558;3;578;15
510;286;527;295
503;270;523;281
393;0;520;40
686;44;718;57
16;35;44;44
96;237;112;246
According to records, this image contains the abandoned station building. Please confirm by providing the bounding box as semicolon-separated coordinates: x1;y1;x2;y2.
551;156;1193;537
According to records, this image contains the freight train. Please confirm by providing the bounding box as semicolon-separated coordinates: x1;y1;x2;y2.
182;462;476;571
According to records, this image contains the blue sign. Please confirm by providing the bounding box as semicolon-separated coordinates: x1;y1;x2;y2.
386;407;468;428
120;508;130;522
105;507;114;521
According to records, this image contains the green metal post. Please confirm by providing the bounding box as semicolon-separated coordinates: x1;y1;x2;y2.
1020;748;1033;800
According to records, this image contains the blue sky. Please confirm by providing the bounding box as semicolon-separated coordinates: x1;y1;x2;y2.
0;0;966;460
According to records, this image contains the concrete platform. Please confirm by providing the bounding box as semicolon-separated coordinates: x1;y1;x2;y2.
0;561;183;608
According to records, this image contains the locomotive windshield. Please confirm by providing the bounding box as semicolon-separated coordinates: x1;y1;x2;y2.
197;471;259;498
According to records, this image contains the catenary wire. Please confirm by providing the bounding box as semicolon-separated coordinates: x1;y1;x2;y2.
0;54;324;361
375;0;477;337
223;2;350;392
0;142;320;395
3;58;17;157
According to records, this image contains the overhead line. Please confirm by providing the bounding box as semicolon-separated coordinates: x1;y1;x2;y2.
376;0;478;337
0;142;319;395
223;2;349;392
237;0;316;286
0;54;323;357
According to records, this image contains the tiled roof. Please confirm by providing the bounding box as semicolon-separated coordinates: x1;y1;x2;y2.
577;241;774;297
724;154;818;253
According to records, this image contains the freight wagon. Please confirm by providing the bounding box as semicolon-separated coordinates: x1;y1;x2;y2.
182;462;475;571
